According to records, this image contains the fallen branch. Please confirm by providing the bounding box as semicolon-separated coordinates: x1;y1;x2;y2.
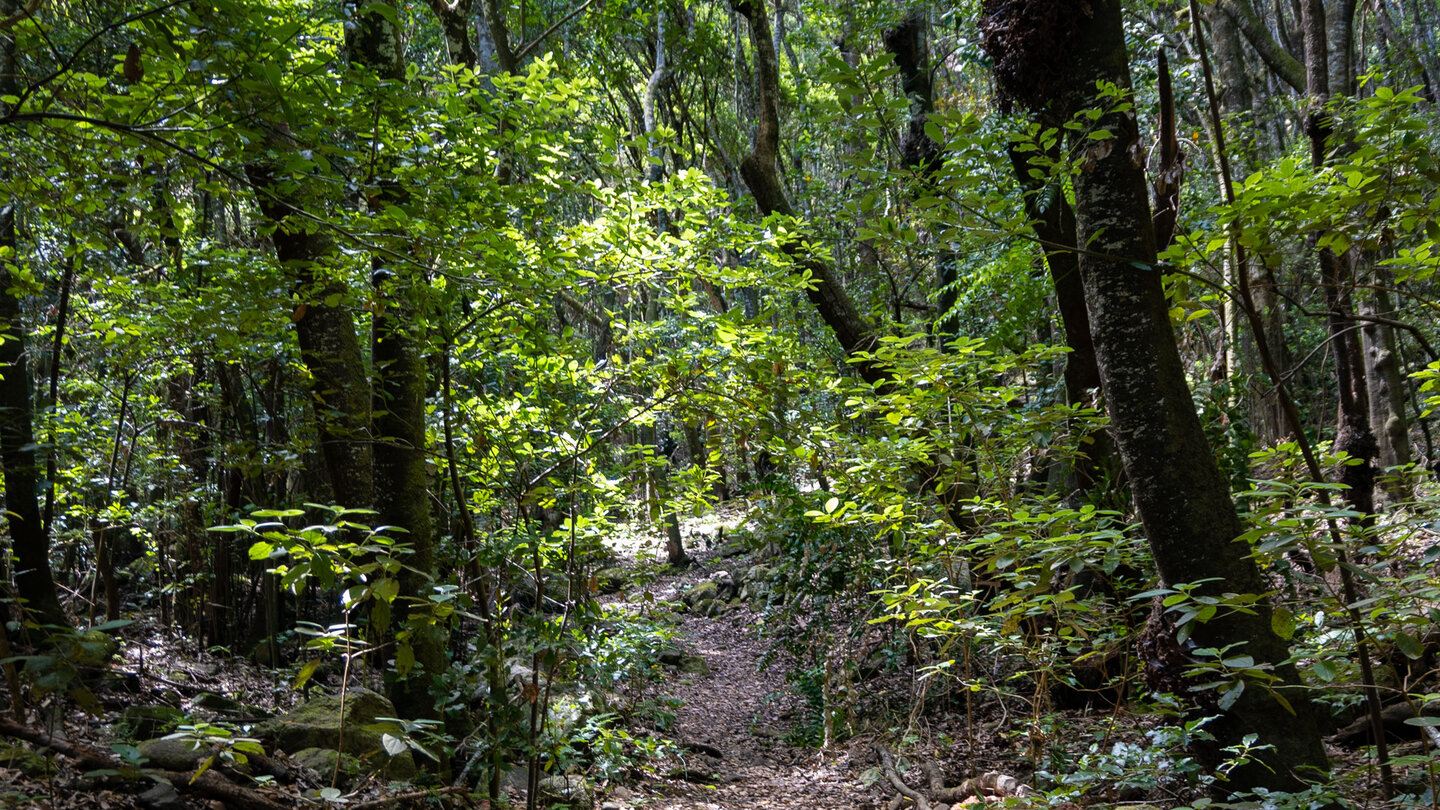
679;739;724;758
349;785;472;809
875;743;1034;808
875;744;931;810
0;718;288;810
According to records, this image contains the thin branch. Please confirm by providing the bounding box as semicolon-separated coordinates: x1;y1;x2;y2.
513;0;599;65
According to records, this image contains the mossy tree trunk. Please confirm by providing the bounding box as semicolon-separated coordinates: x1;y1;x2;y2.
981;0;1329;793
348;0;446;723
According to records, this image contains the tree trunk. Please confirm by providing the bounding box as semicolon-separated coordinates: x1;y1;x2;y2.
0;12;68;631
349;0;445;724
1360;283;1411;493
729;0;883;387
1302;0;1377;517
245;152;373;509
1004;145;1114;493
981;0;1329;793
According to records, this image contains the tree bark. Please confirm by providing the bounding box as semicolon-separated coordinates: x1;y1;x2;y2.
982;0;1329;793
349;0;445;724
729;0;884;387
1004;145;1114;493
883;10;959;347
1218;0;1308;91
245;151;374;510
1301;0;1378;517
0;6;68;631
1360;284;1412;493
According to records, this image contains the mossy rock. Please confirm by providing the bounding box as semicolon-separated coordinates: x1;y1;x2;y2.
253;688;415;779
293;747;364;790
683;581;719;607
593;567;628;595
0;742;55;777
193;691;246;715
537;774;595;808
119;704;185;740
138;737;226;771
676;655;709;676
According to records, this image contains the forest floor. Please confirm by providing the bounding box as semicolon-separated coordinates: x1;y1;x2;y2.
601;531;885;809
0;506;1410;809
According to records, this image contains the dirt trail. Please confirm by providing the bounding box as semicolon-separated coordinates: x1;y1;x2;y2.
620;560;881;809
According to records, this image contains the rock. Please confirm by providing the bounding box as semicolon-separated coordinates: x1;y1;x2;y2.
500;763;531;794
741;565;779;604
718;540;747;558
138;782;189;810
0;742;55;777
593;567;628;595
253;687;416;779
682;581;720;607
193;692;245;714
292;747;363;790
711;570;734;593
507;658;552;696
138;737;216;771
677;655;709;676
537;774;595;808
691;598;716;617
119;705;184;740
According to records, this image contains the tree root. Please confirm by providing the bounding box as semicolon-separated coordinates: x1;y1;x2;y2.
0;718;288;810
875;744;1034;809
349;785;472;809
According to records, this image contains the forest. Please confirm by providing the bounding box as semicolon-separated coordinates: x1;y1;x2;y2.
1;0;1440;807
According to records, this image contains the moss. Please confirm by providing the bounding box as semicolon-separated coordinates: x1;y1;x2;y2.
254;688;416;779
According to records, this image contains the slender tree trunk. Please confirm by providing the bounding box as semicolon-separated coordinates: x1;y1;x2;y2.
0;211;67;631
641;9;688;567
1004;146;1114;493
1302;0;1378;516
729;0;883;387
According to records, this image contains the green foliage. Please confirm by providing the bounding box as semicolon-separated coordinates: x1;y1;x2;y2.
162;722;266;781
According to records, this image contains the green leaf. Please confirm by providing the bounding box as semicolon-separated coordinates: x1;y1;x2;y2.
1270;606;1296;640
1394;630;1425;660
372;578;399;603
294;658;322;691
88;619;135;633
1312;659;1337;682
190;754;216;784
381;733;408;756
1216;680;1245;711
